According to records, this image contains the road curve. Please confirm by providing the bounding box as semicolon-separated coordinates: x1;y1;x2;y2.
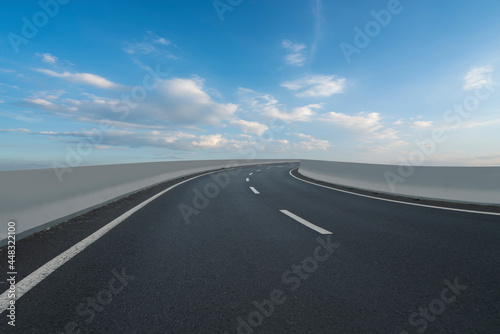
1;162;499;333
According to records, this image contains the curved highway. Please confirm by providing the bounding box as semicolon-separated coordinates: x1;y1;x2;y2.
1;162;499;333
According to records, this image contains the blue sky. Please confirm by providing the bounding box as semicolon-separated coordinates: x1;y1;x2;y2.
1;0;499;171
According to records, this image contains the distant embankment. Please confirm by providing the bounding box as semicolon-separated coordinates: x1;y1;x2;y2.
299;159;500;206
0;159;294;246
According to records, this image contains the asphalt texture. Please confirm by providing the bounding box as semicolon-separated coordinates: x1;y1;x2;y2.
0;162;499;333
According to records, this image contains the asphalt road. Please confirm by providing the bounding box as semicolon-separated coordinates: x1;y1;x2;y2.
1;162;499;333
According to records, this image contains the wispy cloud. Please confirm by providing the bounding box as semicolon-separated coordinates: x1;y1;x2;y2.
23;77;238;129
0;128;30;133
311;0;325;59
123;31;177;59
35;69;123;90
0;83;19;90
370;128;399;140
237;88;320;122
320;111;400;141
150;77;237;125
73;117;165;130
282;40;307;66
282;74;346;97
237;87;281;111
464;65;494;90
36;128;255;152
410;120;432;129
293;132;330;150
320;111;382;132
24;98;54;107
0;111;42;123
36;53;58;64
191;134;228;149
265;103;321;122
230;119;269;135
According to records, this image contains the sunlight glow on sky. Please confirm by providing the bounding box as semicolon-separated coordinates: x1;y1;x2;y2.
1;0;499;170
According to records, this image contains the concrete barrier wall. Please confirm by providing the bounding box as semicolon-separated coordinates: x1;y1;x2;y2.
0;159;294;246
299;159;500;206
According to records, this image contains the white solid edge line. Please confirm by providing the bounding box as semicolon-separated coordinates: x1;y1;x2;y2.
250;187;260;194
289;169;500;217
0;168;238;314
280;210;332;235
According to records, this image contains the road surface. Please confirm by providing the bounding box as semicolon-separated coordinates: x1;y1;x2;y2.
1;162;499;333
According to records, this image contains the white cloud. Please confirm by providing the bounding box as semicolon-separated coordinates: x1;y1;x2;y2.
20;78;238;130
272;139;290;145
149;77;238;125
265;103;321;122
320;111;402;142
282;40;306;53
464;65;494;90
282;40;307;66
24;98;54;107
237;88;281;111
36;53;58;64
123;31;176;58
75;117;165;130
37;129;253;152
0;83;19;90
0;128;30;133
281;75;346;97
38;129;195;149
230;119;269;135
410;121;432;129
292;133;330;151
371;128;399;140
320;111;382;132
237;88;321;123
192;134;226;148
311;0;325;58
36;69;123;90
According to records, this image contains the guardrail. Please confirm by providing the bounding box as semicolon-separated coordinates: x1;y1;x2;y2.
299;159;500;206
0;159;295;246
